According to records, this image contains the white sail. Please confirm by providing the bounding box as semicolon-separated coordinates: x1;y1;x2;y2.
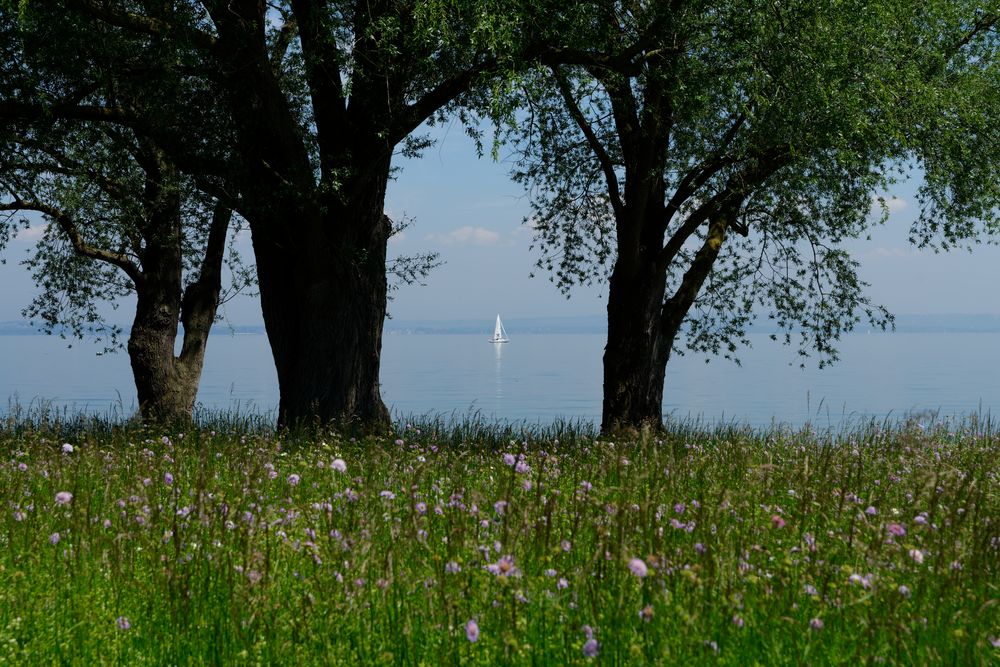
490;314;509;343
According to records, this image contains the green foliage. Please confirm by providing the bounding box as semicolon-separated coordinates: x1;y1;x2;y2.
499;0;1000;366
0;416;997;664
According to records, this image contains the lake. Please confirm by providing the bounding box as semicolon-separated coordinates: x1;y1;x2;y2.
1;331;997;428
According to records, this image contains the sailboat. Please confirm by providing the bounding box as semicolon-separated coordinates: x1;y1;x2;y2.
490;314;509;344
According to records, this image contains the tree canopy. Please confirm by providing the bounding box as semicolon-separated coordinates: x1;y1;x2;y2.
497;0;1000;431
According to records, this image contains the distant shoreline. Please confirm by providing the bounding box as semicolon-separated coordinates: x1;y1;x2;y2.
2;313;1000;336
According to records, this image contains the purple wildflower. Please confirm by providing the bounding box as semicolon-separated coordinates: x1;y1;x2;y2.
61;443;74;454
486;555;520;578
465;619;479;643
560;539;572;552
898;584;911;598
331;458;347;472
380;490;396;500
732;614;744;628
116;616;131;631
54;491;73;506
582;638;600;658
164;472;174;486
17;462;27;472
49;532;60;545
909;549;925;564
810;618;824;631
514;460;530;474
415;502;427;515
674;503;686;514
887;523;906;537
287;473;301;486
627;557;648;578
503;453;516;466
865;506;877;516
557;578;569;589
771;514;786;529
445;561;461;574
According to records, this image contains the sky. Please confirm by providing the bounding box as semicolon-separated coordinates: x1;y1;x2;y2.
2;122;999;328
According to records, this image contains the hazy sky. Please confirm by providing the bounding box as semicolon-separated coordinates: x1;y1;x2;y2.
2;123;999;327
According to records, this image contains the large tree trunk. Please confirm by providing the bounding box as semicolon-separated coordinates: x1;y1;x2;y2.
250;193;393;430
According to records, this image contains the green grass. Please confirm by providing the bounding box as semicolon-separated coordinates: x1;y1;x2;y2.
0;414;998;665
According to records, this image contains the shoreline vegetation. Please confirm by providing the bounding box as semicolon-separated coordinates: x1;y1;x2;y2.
0;413;997;664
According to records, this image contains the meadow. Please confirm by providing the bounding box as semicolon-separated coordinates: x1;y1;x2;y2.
0;413;997;665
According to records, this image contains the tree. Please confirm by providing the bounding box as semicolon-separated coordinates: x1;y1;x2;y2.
0;122;252;422
502;0;999;433
0;0;526;429
0;6;253;422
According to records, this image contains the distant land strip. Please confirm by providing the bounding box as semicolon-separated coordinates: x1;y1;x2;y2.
3;314;1000;337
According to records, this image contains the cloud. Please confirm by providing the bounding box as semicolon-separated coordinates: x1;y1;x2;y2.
871;195;908;215
14;223;48;242
427;225;502;246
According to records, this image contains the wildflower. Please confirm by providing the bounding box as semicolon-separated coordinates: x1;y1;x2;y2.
804;584;818;597
465;619;479;643
627;557;648;578
732;614;744;628
415;502;427;515
914;514;928;525
579;480;592;492
557;578;569;589
503;453;516;466
909;549;925;564
17;462;27;472
116;616;131;631
246;570;262;585
582;638;600;658
331;458;347;472
445;561;461;574
560;539;572;552
771;514;786;529
674;503;686;514
54;491;73;506
49;532;60;545
164;472;174;486
514;460;530;474
581;625;594;639
103;519;112;529
61;443;74;454
493;500;507;515
639;605;654;622
544;568;557;578
287;474;301;486
394;438;404;446
865;506;877;516
486;555;520;578
887;523;906;537
521;479;533;491
898;584;911;598
380;490;396;500
694;542;706;555
989;636;1000;648
810;618;824;631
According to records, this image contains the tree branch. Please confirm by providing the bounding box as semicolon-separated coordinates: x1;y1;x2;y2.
550;66;624;218
0;199;144;285
388;54;499;146
64;0;217;52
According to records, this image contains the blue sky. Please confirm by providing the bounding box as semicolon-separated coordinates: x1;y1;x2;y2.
2;123;999;327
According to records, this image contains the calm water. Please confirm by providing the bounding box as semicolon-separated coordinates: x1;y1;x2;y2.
1;332;997;428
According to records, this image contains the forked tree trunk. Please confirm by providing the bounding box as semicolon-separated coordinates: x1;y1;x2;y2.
128;198;230;424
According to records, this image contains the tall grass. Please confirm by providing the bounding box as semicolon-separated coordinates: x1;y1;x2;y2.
0;415;997;664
